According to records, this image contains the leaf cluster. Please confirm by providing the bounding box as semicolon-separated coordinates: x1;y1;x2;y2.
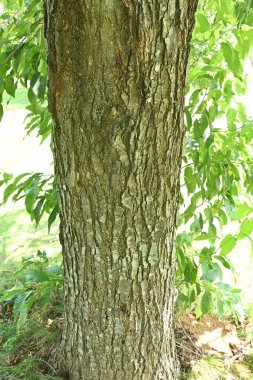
0;250;63;331
177;0;253;317
0;0;253;321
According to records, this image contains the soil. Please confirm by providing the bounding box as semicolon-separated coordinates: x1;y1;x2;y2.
176;313;253;370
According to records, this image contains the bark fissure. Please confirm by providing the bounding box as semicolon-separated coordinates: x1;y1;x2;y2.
45;1;198;379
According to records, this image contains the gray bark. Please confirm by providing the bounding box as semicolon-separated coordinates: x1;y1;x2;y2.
44;1;198;379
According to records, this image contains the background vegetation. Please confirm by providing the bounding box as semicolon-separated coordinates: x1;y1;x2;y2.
0;0;253;378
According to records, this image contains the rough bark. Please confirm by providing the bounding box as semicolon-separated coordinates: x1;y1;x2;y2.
44;1;198;379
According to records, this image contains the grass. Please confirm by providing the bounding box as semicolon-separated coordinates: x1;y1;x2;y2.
0;313;64;380
0;207;60;265
1;100;253;378
1;206;253;380
0;311;61;378
182;355;253;380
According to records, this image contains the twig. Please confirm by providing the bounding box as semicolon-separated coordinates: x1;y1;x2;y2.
176;342;203;357
34;358;58;376
178;322;203;356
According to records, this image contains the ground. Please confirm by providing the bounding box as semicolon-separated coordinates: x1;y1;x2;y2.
0;89;253;380
177;314;253;379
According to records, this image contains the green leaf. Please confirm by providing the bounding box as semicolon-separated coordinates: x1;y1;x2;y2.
221;43;241;77
48;204;59;232
177;247;186;271
184;167;196;194
5;75;15;97
205;134;214;149
16;302;29;331
236;203;252;220
176;293;189;309
40;291;51;311
201;290;212;315
185;108;192;129
203;269;219;282
30;72;40;88
0;284;25;302
0;104;3;122
3;183;17;203
184;261;197;283
195;233;214;241
28;87;36;103
215;255;231;269
219;209;228;226
220;234;236;255
25;191;36;214
216;295;224;317
189;289;196;304
27;267;51;283
196;13;210;33
237;218;253;240
32;198;45;225
35;76;46;99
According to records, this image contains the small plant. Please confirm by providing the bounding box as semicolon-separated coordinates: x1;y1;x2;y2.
0;250;63;331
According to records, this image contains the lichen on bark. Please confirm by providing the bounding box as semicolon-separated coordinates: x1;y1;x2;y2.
44;1;198;379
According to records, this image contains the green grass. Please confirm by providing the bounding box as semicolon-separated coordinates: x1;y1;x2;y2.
182;354;253;380
2;88;29;111
1;206;253;380
0;207;60;295
0;208;60;266
0;313;64;380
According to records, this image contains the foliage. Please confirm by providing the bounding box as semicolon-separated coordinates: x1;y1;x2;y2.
0;0;253;320
0;219;63;378
176;0;253;318
0;310;63;380
0;250;63;331
1;172;58;230
0;0;56;231
181;354;253;380
0;0;50;138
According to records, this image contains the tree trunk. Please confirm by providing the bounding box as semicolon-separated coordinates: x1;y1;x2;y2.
44;1;198;379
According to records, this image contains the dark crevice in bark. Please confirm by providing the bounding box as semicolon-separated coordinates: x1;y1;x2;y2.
44;0;198;379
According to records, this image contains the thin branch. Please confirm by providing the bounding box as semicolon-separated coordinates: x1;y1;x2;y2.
176;342;203;357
